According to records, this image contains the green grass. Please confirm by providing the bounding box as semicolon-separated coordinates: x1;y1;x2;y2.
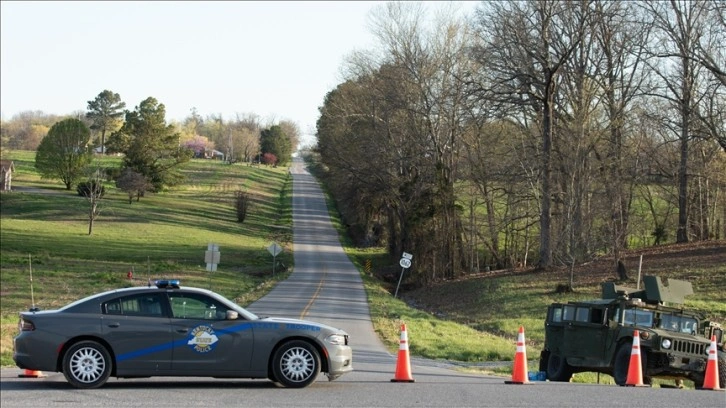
305;154;726;387
2;150;723;391
0;151;293;366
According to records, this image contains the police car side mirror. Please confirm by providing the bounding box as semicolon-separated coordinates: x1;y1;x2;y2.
226;310;239;320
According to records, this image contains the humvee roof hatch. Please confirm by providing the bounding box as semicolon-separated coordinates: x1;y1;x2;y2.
601;276;693;306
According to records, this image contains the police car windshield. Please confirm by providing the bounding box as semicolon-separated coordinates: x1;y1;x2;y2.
205;291;259;320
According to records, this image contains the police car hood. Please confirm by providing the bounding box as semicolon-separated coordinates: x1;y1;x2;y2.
258;316;347;335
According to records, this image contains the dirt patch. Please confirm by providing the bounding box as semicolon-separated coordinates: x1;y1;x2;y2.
398;240;725;316
444;240;726;287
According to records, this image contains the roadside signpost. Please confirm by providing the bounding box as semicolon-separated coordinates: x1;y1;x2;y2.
267;242;283;275
394;252;413;298
205;243;220;272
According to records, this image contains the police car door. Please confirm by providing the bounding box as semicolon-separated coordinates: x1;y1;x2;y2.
168;292;254;373
102;292;173;373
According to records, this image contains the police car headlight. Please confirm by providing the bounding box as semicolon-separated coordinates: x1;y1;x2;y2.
325;334;347;346
661;339;672;349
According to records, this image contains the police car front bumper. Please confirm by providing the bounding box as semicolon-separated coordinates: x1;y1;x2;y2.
326;345;353;380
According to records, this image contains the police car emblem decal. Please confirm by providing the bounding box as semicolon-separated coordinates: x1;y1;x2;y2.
188;325;219;353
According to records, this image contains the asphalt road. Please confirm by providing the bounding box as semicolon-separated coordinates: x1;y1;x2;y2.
1;157;724;407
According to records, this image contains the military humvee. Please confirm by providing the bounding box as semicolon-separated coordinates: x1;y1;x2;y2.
540;276;725;387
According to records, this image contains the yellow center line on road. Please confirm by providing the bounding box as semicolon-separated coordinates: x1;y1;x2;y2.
300;265;326;320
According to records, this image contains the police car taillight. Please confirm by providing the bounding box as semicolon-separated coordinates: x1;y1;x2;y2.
18;318;35;332
155;279;180;289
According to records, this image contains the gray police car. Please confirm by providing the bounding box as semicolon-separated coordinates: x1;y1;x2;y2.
13;280;353;389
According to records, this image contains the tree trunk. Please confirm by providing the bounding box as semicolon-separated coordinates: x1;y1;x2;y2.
539;80;555;268
88;203;96;235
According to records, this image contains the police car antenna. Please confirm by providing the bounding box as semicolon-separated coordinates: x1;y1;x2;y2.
28;254;38;312
147;256;151;287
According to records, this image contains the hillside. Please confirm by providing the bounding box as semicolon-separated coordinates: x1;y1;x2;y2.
398;240;726;342
446;240;725;286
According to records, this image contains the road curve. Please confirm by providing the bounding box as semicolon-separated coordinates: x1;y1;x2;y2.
246;157;394;369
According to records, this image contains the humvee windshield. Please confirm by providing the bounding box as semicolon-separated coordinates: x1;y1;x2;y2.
615;307;654;328
658;314;698;335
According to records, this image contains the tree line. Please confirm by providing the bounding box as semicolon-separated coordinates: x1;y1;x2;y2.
313;0;725;286
2;92;300;190
2;92;300;234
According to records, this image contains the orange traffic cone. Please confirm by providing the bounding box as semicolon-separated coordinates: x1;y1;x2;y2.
625;330;648;387
699;335;722;391
18;369;45;378
391;323;415;382
505;326;531;384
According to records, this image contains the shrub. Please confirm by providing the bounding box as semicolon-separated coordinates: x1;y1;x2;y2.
76;181;105;198
235;190;250;222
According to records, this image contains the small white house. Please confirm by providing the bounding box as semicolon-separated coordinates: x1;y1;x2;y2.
1;160;15;191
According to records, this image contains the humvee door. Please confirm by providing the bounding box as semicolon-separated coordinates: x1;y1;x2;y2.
561;304;609;366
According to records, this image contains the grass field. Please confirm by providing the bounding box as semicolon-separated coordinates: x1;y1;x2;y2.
1;150;724;389
0;151;294;365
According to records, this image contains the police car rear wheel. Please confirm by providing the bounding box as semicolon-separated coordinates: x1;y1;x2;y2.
62;340;112;389
272;340;320;388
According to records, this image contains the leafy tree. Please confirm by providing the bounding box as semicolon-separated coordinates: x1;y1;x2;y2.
1;111;58;150
86;90;126;154
278;120;301;154
183;135;215;158
34;118;92;190
262;152;278;166
260;125;292;166
109;97;192;192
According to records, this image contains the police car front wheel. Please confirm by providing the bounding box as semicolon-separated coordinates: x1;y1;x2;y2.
272;340;321;388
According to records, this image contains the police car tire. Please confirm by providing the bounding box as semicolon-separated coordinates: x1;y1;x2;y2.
62;340;113;389
546;353;572;382
271;340;321;388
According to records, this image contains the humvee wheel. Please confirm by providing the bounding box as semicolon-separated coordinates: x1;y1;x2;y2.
546;353;573;382
695;356;726;389
613;342;648;386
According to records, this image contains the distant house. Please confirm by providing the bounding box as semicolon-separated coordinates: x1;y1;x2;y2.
205;149;225;160
1;160;15;191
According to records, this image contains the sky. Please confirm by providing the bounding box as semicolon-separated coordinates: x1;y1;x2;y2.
0;1;410;147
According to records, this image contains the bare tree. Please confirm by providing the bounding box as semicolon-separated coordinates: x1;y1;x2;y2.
693;1;726;87
81;168;105;235
471;0;587;268
641;0;713;243
115;167;149;203
591;0;652;277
